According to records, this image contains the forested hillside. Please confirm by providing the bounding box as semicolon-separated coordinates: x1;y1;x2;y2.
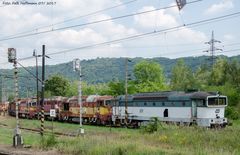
1;55;240;97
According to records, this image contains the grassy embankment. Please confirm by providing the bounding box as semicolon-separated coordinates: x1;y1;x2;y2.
0;116;239;155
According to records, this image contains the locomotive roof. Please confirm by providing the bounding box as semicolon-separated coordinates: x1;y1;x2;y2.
119;91;220;101
86;95;113;102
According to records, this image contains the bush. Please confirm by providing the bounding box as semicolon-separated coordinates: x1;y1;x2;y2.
225;106;239;120
40;134;57;149
143;117;163;133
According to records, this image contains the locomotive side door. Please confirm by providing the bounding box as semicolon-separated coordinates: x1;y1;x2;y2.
191;100;197;118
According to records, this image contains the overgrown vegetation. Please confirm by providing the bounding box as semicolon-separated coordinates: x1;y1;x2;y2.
0;117;239;155
142;117;164;133
40;134;57;149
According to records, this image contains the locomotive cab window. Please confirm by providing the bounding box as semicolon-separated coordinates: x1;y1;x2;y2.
32;102;36;106
98;101;104;106
63;103;69;111
208;97;227;106
105;100;111;106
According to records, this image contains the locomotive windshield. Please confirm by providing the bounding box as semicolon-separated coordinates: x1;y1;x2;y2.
207;97;227;106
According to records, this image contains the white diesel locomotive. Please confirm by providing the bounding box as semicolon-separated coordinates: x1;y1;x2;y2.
112;91;228;127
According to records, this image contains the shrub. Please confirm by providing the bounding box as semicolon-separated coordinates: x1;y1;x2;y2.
143;117;163;133
225;106;239;120
40;134;57;149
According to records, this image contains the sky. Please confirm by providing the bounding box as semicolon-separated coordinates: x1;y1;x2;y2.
0;0;240;68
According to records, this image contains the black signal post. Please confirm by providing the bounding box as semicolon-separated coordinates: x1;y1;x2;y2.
40;45;45;137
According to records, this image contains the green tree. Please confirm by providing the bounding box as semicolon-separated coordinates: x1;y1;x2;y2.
65;81;105;96
194;64;211;89
225;60;240;90
210;58;228;86
107;80;125;96
45;74;70;96
82;82;98;95
66;81;78;97
7;94;15;102
94;83;110;95
133;60;166;92
170;59;196;91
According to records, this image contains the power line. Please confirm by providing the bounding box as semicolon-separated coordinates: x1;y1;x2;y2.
2;10;239;65
153;48;240;58
218;48;240;54
1;0;139;39
223;42;240;47
0;48;239;70
46;11;240;56
0;0;203;42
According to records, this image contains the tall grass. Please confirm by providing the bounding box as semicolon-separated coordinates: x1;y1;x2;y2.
0;116;239;154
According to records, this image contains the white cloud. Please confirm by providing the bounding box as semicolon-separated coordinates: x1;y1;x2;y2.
2;0;237;67
171;27;207;43
36;28;106;49
88;14;138;40
165;2;180;15
223;34;234;41
59;28;106;46
134;6;178;29
205;0;234;14
133;6;207;44
0;6;52;35
0;0;131;66
53;0;122;18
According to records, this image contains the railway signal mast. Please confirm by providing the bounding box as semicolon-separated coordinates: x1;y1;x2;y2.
8;48;23;147
73;58;84;135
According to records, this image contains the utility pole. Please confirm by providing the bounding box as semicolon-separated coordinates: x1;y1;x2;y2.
40;45;45;137
73;59;84;135
8;48;23;147
0;76;6;103
1;76;3;103
2;76;7;102
204;31;222;69
125;58;131;126
33;50;40;107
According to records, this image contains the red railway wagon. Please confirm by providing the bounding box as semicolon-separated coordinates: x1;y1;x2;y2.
59;95;113;125
8;95;114;125
91;95;113;125
8;98;38;118
0;102;8;116
58;96;87;122
36;96;68;120
8;97;67;120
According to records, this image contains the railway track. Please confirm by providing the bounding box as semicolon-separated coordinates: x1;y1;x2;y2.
0;122;77;137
